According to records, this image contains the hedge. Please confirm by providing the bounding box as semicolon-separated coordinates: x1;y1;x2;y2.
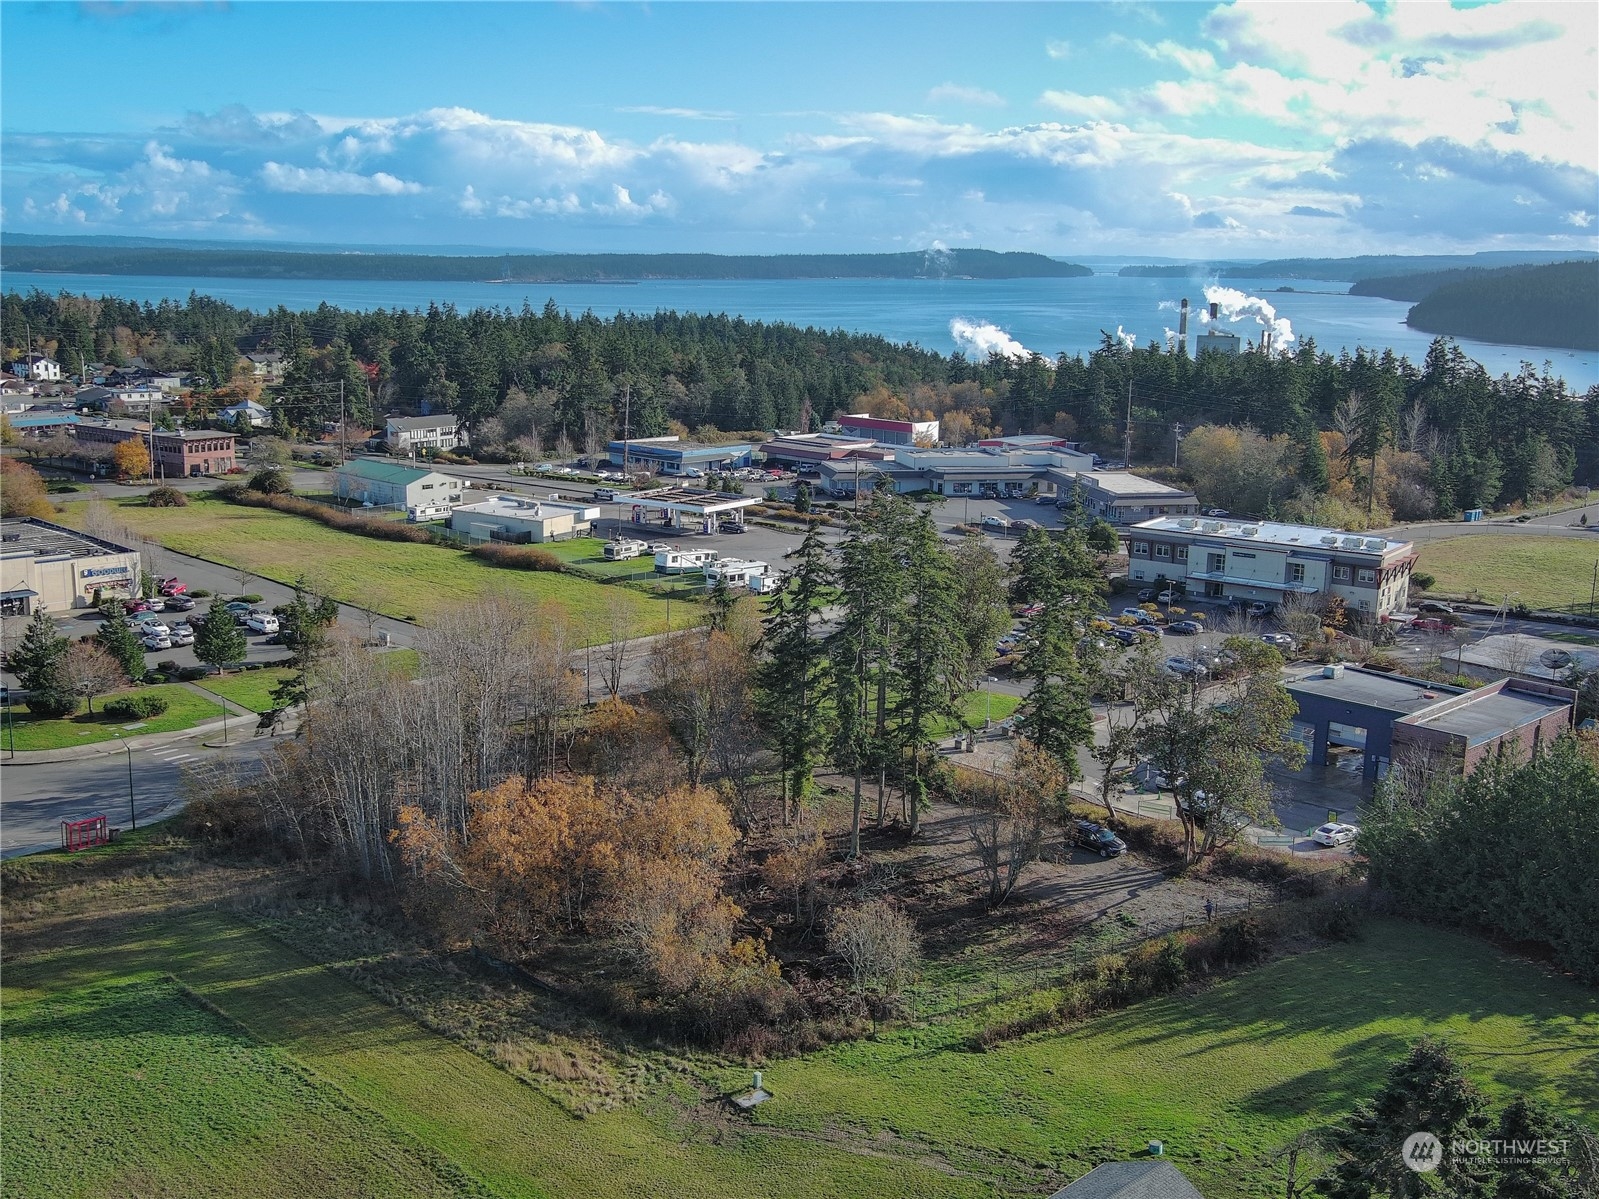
104;693;170;720
216;485;436;543
467;542;567;572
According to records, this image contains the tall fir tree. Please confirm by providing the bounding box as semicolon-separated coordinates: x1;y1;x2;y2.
94;614;146;681
194;597;248;675
10;610;68;693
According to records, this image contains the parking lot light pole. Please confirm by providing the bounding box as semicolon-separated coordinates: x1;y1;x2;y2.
111;733;136;831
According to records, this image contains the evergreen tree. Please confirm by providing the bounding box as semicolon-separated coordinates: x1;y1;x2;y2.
1010;528;1100;783
755;525;835;823
94;614;146;681
11;610;68;692
194;597;247;675
1491;1097;1596;1199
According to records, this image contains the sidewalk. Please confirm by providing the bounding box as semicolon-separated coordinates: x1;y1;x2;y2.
2;682;259;766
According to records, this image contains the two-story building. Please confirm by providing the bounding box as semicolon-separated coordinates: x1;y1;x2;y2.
70;420;239;477
1125;515;1416;617
20;355;63;382
385;414;467;454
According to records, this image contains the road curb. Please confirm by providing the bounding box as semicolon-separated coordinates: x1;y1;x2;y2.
2;716;237;765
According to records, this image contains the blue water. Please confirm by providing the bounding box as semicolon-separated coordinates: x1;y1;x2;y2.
5;268;1594;390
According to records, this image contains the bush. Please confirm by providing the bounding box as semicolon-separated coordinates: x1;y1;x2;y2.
468;542;567;572
104;693;170;720
178;666;209;682
1410;571;1435;591
24;690;78;719
232;594;264;604
189;588;211;598
146;485;188;508
248;467;294;495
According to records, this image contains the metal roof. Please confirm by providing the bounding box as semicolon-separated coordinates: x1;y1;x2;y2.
335;458;449;485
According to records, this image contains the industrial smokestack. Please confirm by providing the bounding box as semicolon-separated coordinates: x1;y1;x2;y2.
1262;329;1271;355
1209;302;1219;321
1178;298;1189;339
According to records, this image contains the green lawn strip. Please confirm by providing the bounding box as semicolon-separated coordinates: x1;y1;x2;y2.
929;690;1022;738
56;495;696;644
192;667;297;714
1;977;472;1199
5;911;986;1199
1417;535;1599;611
5;684;221;752
713;920;1599;1197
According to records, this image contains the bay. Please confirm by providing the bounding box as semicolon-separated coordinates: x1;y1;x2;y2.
5;268;1594;390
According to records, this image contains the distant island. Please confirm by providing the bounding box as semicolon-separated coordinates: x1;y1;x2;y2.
1118;250;1594;283
1373;260;1599;352
0;243;1090;283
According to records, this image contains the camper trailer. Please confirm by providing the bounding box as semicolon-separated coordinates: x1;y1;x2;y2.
406;502;453;523
703;558;770;589
603;538;649;561
654;547;720;574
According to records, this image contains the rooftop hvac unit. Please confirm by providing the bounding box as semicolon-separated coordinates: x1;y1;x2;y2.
1342;536;1364;548
1178;518;1199;530
1364;538;1385;551
1239;526;1260;536
1323;663;1345;679
1202;521;1222;533
1320;534;1339;546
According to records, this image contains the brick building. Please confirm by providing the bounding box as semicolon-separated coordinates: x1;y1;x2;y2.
71;419;238;477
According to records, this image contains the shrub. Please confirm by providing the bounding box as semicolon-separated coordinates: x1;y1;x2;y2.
232;594;264;604
104;693;170;720
25;690;78;719
1215;916;1268;966
216;488;435;543
468;542;567;572
248;467;294;495
189;588;211;598
179;666;209;682
1410;571;1435;591
146;485;188;508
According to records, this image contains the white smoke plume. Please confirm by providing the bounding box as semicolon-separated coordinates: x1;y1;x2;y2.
1163;326;1179;350
950;317;1033;361
923;240;954;278
1157;299;1182;312
1202;285;1296;353
1115;325;1136;351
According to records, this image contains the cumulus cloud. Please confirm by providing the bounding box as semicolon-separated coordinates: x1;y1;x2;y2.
1039;90;1123;121
950;318;1033;360
259;163;423;195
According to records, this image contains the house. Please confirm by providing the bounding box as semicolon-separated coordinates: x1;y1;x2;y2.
1046;1160;1206;1198
1125;516;1417;618
1069;472;1199;525
246;352;285;382
219;399;272;428
1283;664;1574;788
70;419;239;477
447;494;598;543
385;413;467;454
21;355;63;382
75;384;169;416
151;372;188;394
334;458;466;509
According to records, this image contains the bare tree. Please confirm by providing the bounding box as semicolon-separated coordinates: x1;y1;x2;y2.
966;741;1061;907
1494;634;1535;680
1090;640;1167;823
1274;591;1325;644
61;640;126;713
827;898;921;998
598;592;633;700
648;626;755;789
519;614;582;782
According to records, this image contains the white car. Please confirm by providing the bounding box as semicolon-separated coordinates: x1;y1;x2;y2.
1156;589;1179;604
980;515;1008;530
128;616;169;634
141;631;172;651
1312;822;1360;847
245;613;280;635
168;624;195;647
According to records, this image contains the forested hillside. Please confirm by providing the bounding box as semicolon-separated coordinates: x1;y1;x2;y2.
5;288;1595;524
0;244;1087;282
1401;261;1599;351
1119;251;1592;281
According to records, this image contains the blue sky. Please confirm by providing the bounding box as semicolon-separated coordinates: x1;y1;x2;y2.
2;1;1595;257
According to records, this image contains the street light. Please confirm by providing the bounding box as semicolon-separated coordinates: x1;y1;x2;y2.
984;675;998;730
110;732;136;831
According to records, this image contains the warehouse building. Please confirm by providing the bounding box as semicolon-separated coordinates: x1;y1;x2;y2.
1069;472;1199;525
1126;516;1416;617
448;494;599;544
756;432;885;469
832;413;940;447
334;458;466;510
606;436;754;476
0;518;141;614
1284;664;1574;788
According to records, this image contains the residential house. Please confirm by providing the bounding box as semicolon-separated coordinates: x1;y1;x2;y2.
1046;1160;1206;1198
21;355;62;382
334;458;466;509
219;399;272;428
246;352;285;382
385;414;467;454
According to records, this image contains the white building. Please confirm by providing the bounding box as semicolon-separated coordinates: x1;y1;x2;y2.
334;459;466;509
23;355;63;382
1126;515;1416;617
1;518;142;614
219;399;271;428
385;414;467;454
447;494;598;544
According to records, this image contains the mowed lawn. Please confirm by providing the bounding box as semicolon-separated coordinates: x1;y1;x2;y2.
193;667;297;714
58;496;693;642
5;903;1593;1199
5;684;221;752
1417;534;1599;611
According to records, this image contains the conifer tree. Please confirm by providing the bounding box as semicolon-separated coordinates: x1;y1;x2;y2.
194;596;247;675
94;613;146;681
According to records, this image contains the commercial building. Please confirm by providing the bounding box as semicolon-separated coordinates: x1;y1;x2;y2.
448;494;598;544
384;414;467;454
832;413;940;446
606;436;754;476
6;411;79;439
334;459;466;510
1126;516;1416;617
888;443;1094;497
71;419;238;477
756;432;883;468
1069;472;1199;525
1284;664;1574;787
625;486;760;532
0;518;142;615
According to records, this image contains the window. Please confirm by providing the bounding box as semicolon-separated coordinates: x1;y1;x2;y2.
1175;546;1188;562
1132;541;1149;557
1289;563;1305;583
1155;543;1172;559
1358;568;1375;583
1333;565;1351;582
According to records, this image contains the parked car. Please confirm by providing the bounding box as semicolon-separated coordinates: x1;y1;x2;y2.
141;631;172;651
1165;655;1207;677
1107;627;1140;646
1168;620;1203;635
1246;602;1272;618
1119;606;1146;621
224;600;253;615
1409;617;1447;632
1416;600;1455;615
1260;632;1296;649
1137;588;1156;602
157;576;186;596
127;615;168;633
245;613;280;635
1156;589;1179;604
719;522;747;534
1133;625;1161;639
168;626;195;648
980;515;1008;530
1071;819;1127;858
162;595;195;612
124;598;155;614
1203;508;1230;518
1035;494;1055;505
1312;822;1360;847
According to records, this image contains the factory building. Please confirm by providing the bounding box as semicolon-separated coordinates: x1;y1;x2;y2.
448;495;598;544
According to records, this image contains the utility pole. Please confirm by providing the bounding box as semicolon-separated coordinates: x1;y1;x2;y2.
1173;422;1183;467
621;383;631;477
1123;381;1133;469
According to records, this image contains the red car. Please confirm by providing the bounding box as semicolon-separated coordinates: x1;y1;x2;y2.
158;577;187;596
124;598;155;614
1411;616;1447;632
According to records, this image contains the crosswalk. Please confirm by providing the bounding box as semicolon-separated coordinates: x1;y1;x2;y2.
147;745;199;768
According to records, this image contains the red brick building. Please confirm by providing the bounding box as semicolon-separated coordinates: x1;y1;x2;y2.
71;419;238;477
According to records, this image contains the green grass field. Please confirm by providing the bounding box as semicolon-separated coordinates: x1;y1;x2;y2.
192;667;297;714
929;688;1022;738
6;684;221;752
1417;534;1599;611
5;863;1593;1199
58;495;696;643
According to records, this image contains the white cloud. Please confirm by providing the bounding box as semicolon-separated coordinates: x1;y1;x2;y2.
259;163;422;195
1565;210;1594;228
1045;39;1074;59
1039;90;1123;121
926;83;1006;108
616;105;736;121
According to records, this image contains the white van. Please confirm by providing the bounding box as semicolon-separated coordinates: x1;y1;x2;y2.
594;487;618;501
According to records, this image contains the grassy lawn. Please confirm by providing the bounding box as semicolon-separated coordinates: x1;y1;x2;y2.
1417;535;1599;611
192;667;297;714
57;495;695;643
5;684;220;752
929;688;1022;738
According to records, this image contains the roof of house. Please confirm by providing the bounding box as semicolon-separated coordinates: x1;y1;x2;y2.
219;399;270;412
386;414;460;431
1048;1161;1206;1199
336;458;450;486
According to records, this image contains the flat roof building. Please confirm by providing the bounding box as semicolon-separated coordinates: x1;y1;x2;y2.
890;443;1095;497
334;458;466;510
606;437;754;476
448;494;598;544
0;518;142;614
1128;516;1417;618
757;432;883;466
1067;472;1199;525
1283;664;1573;787
71;419;238;477
833;413;940;447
